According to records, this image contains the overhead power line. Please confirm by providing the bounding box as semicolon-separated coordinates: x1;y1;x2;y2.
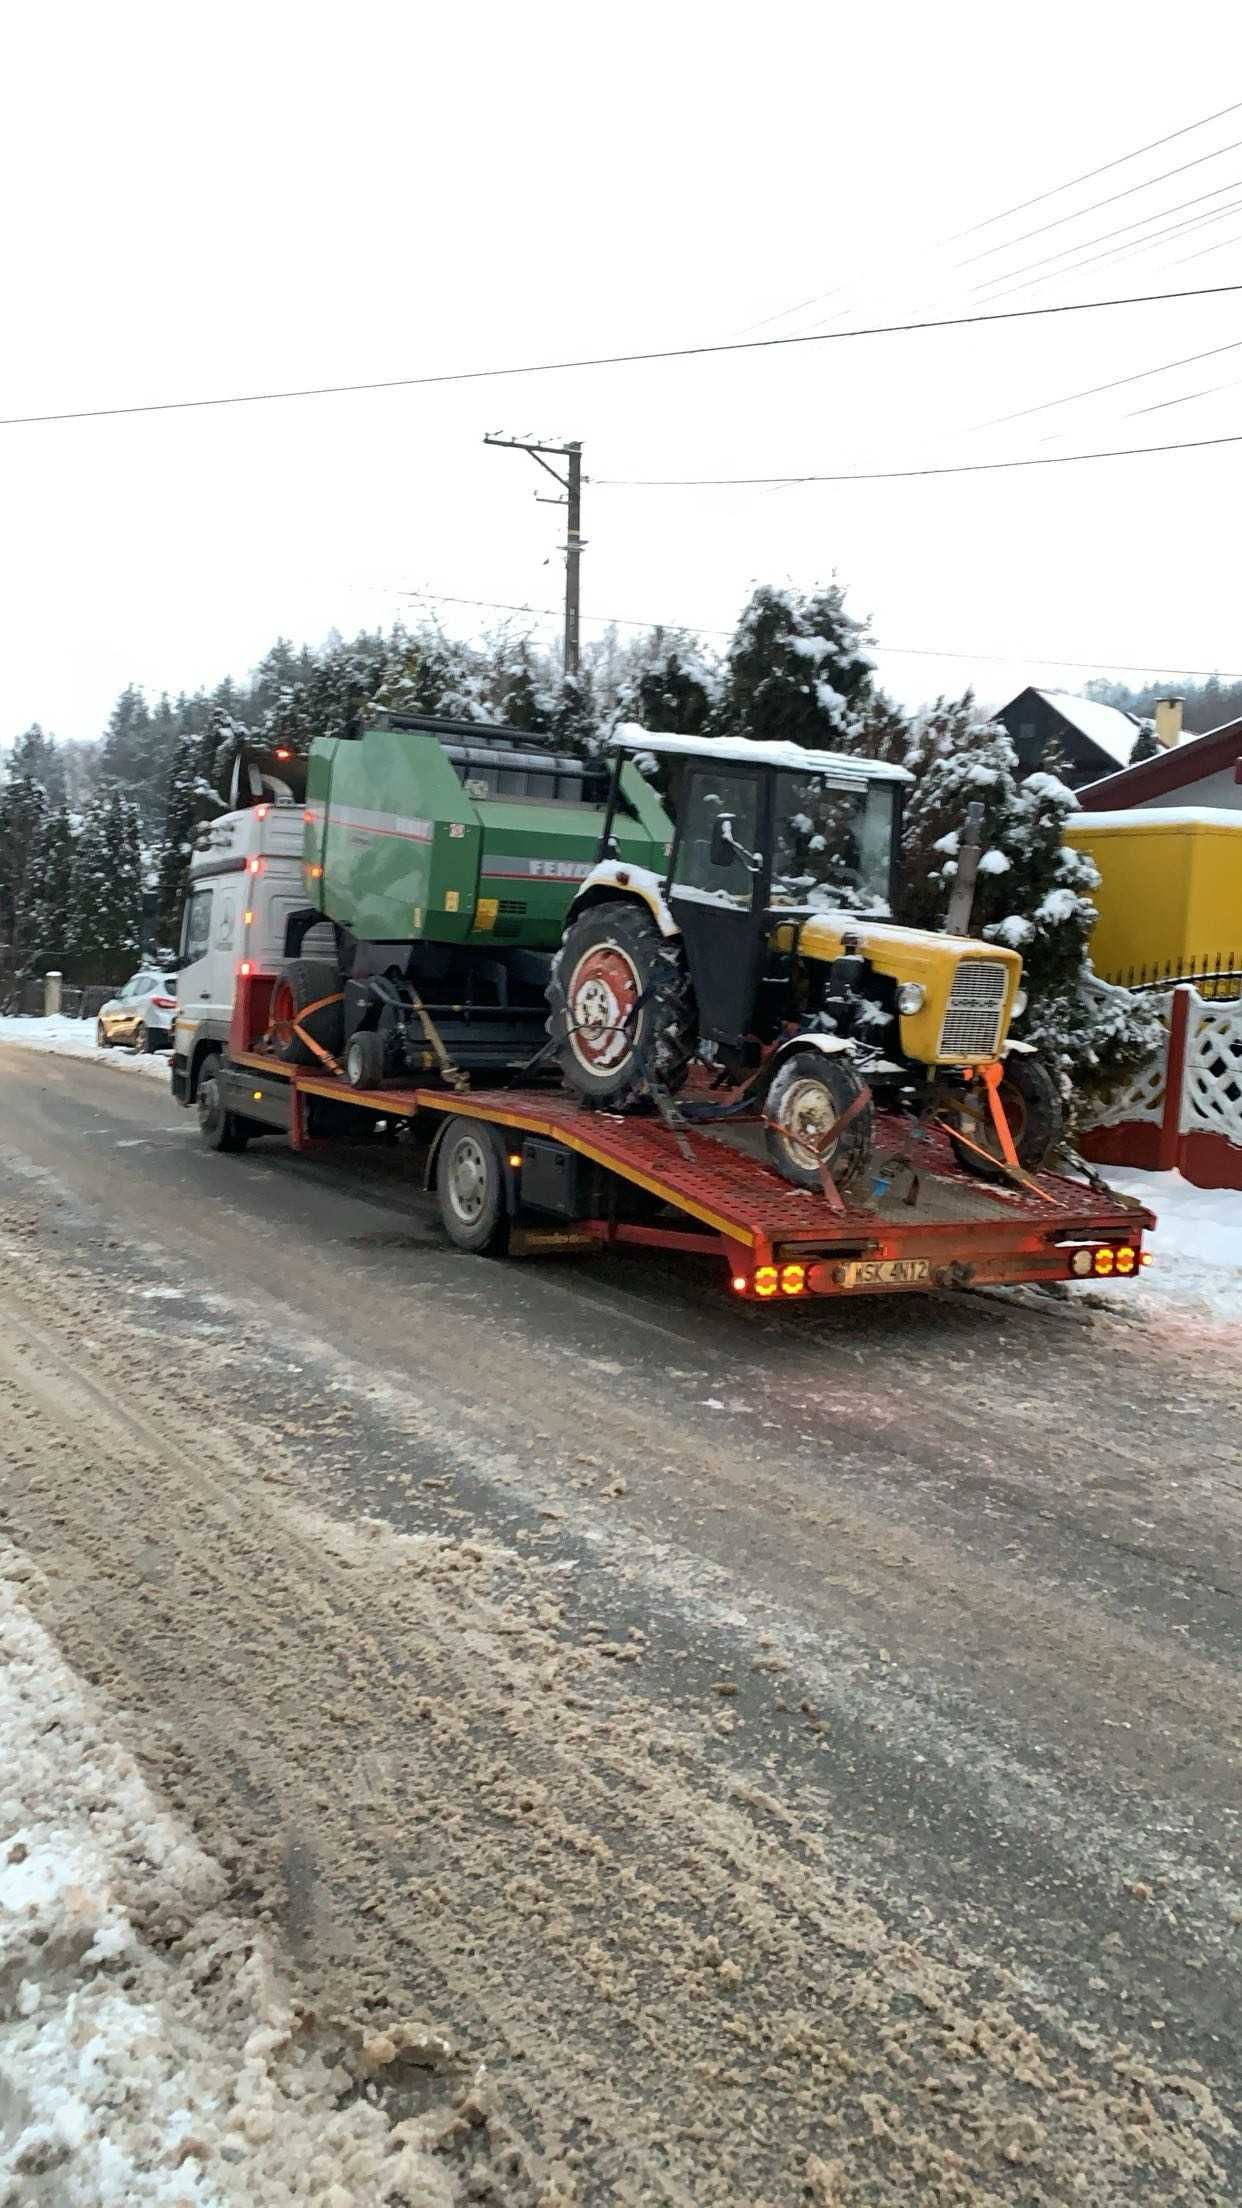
970;173;1242;295
975;336;1242;428
596;428;1242;488
3;283;1242;431
396;589;1242;681
958;137;1242;267
949;98;1242;240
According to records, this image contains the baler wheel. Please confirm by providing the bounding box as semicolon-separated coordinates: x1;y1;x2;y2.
270;960;343;1066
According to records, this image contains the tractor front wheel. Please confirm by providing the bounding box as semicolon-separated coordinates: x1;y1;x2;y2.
946;1053;1063;1180
547;901;696;1109
764;1050;874;1195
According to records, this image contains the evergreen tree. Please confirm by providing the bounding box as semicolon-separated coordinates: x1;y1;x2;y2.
0;769;48;977
155;704;244;943
718;584;876;749
25;805;77;974
609;629;720;738
372;623;493;723
70;786;144;984
10;724;68;806
100;684;154;792
896;702;1160;1104
265;631;389;751
1129;722;1160;765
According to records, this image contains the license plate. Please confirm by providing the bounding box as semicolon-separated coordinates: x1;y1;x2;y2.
840;1257;931;1289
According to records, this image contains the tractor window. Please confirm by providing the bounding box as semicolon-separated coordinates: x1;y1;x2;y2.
672;770;762;909
771;774;895;915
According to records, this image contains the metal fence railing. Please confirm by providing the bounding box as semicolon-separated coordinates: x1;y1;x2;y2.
1099;952;1242;1001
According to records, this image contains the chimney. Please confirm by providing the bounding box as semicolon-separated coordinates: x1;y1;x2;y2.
1154;695;1184;748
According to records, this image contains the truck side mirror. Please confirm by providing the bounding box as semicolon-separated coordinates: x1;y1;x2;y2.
710;812;740;869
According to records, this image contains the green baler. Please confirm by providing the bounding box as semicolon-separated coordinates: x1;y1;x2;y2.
281;713;672;1085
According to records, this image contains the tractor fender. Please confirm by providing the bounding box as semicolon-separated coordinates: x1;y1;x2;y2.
1003;1037;1038;1056
567;861;680;938
766;1030;857;1075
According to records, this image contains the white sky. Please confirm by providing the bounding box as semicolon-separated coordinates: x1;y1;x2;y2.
2;0;1241;747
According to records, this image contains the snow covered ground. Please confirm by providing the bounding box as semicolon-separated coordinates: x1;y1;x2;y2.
1087;1166;1242;1328
0;1544;456;2207
0;1015;172;1083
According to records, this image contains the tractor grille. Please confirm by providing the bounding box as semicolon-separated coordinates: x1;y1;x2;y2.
939;960;1008;1058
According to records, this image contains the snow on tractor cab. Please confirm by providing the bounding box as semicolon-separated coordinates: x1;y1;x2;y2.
547;730;1063;1196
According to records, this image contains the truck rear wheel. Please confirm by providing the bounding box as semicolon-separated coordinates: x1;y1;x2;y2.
764;1050;873;1195
548;900;696;1109
197;1052;250;1153
270;959;343;1066
436;1118;511;1255
947;1054;1063;1180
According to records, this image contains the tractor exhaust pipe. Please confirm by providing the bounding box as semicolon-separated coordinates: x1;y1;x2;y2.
944;801;985;937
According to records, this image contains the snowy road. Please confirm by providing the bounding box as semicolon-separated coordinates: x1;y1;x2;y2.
1;1042;1240;2204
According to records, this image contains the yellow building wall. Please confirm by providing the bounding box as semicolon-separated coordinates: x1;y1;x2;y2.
1064;814;1242;984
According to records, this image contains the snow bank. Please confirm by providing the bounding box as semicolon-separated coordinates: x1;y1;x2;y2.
0;1017;172;1083
1096;1168;1242;1326
0;1548;455;2207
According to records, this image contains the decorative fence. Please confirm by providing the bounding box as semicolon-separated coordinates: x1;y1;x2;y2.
0;978;119;1020
1082;986;1242;1191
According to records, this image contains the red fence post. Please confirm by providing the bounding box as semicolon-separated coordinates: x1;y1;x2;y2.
1156;987;1192;1173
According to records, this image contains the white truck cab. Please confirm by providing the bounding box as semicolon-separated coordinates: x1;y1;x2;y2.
172;801;306;1105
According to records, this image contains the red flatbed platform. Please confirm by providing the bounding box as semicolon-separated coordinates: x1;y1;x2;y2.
229;1042;1154;1301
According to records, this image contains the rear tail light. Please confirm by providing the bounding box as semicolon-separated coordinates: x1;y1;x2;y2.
1068;1242;1144;1279
754;1266;778;1298
151;994;176;1009
779;1264;806;1296
1115;1246;1137;1276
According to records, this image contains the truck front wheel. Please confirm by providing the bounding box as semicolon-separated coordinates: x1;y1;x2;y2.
197;1053;250;1153
548;901;696;1109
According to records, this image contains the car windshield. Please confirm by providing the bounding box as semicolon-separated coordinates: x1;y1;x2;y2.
770;772;896;915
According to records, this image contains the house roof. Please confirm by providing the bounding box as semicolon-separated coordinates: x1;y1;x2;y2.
1027;689;1146;769
1077;713;1242;809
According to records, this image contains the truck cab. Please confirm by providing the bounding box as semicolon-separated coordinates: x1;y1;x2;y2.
172;801;305;1105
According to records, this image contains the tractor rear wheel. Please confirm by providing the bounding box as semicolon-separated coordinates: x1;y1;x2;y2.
947;1053;1063;1179
547;900;696;1109
270;959;343;1066
764;1050;874;1195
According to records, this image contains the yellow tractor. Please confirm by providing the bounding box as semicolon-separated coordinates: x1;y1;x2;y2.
546;731;1061;1194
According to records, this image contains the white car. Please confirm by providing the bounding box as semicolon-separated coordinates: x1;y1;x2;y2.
96;969;180;1053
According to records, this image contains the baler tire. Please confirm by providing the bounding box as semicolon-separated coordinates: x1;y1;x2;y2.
436;1118;511;1256
547;900;696;1110
197;1052;250;1154
947;1054;1063;1180
344;1029;385;1090
270;959;343;1066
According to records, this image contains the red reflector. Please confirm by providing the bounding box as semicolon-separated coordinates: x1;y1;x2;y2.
151;995;176;1009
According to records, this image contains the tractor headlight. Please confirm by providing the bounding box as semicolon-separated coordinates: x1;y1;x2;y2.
896;983;926;1015
1011;988;1028;1018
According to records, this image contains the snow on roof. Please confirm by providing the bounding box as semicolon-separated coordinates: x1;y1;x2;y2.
608;726;912;784
1033;691;1145;769
1065;806;1242;832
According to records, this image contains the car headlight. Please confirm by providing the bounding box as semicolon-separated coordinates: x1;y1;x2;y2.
896;982;926;1015
1011;988;1028;1017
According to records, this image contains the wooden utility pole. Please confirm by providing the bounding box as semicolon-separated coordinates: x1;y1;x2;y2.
483;434;584;676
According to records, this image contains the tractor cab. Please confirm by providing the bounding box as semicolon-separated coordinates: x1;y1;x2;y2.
594;730;909;1061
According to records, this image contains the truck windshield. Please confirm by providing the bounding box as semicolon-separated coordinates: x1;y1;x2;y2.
770;772;895;915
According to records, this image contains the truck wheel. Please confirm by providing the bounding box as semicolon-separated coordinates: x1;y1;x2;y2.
343;1029;385;1090
947;1054;1063;1180
547;900;696;1109
436;1118;510;1255
197;1052;250;1153
270;959;343;1066
764;1050;874;1195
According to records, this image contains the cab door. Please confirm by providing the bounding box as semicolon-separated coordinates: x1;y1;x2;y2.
667;765;769;1053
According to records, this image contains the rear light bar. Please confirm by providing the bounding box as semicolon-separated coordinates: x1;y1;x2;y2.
151;994;177;1009
1063;1241;1145;1279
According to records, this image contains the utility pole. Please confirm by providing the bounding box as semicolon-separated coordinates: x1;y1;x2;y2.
483;435;584;677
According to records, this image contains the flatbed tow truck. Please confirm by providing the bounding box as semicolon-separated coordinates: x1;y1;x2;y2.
174;718;1153;1304
208;971;1153;1303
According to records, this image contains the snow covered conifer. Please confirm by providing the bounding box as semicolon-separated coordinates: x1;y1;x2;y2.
156;704;243;943
608;629;720;739
1129;721;1160;765
0;767;48;977
25;804;77;975
70;786;144;984
719;584;876;750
